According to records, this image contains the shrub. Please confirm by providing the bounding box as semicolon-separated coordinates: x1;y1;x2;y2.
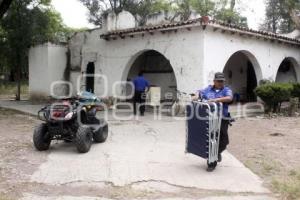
259;79;273;85
254;83;293;113
292;82;300;98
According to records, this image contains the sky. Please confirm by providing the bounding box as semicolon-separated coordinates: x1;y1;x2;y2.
51;0;266;30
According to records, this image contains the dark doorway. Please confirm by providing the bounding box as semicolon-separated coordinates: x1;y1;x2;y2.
86;62;95;93
126;50;177;101
275;58;297;83
223;51;258;102
247;61;257;102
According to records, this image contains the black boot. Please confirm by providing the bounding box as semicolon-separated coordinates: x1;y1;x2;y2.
207;161;217;172
218;154;222;162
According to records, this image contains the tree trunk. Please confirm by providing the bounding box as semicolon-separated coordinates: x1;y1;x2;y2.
15;51;21;101
272;16;277;33
230;0;236;11
15;1;22;101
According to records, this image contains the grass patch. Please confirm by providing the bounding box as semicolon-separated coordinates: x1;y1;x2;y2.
272;169;300;200
0;81;28;95
0;195;12;200
245;157;282;178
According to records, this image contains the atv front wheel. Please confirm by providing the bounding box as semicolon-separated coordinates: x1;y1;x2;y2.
93;123;108;143
75;126;93;153
33;123;51;151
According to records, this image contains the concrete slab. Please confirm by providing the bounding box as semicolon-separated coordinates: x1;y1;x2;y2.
0;100;42;115
30;115;269;194
21;194;110;200
21;194;276;200
0;100;272;199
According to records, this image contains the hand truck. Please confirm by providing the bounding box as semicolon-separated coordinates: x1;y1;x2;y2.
185;101;223;165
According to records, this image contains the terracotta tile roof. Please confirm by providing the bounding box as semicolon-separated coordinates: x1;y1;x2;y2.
100;17;300;46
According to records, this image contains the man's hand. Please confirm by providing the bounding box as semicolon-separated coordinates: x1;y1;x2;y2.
208;96;232;103
191;95;198;101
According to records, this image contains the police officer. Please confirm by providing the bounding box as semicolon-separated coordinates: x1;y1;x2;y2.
132;72;150;116
193;72;233;172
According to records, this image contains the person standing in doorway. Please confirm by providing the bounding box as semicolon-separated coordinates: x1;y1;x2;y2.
132;72;150;116
193;72;233;172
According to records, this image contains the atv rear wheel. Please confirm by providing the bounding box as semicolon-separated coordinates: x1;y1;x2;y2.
93;123;108;143
75;126;93;153
33;123;51;151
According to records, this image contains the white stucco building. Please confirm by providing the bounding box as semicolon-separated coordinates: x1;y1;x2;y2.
29;11;300;102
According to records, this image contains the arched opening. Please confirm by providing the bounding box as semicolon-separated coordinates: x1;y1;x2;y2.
125;50;177;102
223;51;261;102
276;58;298;83
86;62;95;93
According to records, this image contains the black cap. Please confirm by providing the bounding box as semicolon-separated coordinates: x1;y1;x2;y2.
214;72;226;81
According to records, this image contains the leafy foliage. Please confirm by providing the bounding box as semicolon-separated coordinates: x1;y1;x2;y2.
79;0;173;26
79;0;248;27
254;82;294;113
0;0;72;100
260;0;300;33
291;82;300;98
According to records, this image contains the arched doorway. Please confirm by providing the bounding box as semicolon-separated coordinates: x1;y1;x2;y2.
223;51;261;102
125;50;177;101
86;62;95;93
276;58;299;83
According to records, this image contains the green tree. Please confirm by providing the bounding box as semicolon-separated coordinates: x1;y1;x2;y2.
190;0;215;16
0;0;70;100
80;0;248;27
212;0;248;27
79;0;172;26
0;0;13;19
170;0;216;21
261;0;300;33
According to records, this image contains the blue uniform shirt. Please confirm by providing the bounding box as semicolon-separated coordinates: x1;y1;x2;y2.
133;76;149;92
199;85;233;117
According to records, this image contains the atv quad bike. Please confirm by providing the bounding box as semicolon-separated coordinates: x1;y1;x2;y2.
33;91;108;153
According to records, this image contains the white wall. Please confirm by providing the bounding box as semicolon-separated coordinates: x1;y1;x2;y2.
63;24;300;101
29;43;67;98
29;44;49;97
107;11;136;32
69;27;205;98
203;26;300;85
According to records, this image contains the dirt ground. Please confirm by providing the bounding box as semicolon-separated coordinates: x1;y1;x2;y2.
0;107;299;199
228;116;300;200
0;108;46;199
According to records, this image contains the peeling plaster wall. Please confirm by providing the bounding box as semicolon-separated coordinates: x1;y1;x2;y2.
69;27;204;97
100;28;204;97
